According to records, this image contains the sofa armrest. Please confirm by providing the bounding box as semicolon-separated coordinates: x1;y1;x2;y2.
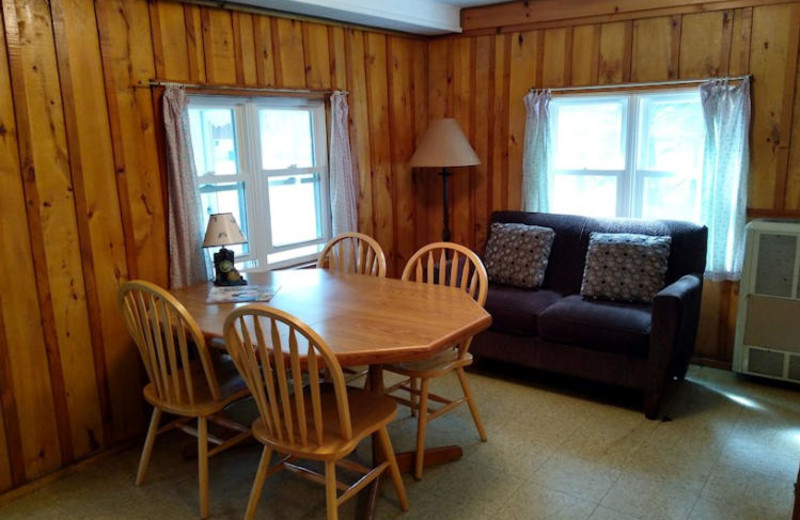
645;274;704;415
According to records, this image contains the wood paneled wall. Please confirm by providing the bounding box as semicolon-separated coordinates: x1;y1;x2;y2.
0;0;425;492
1;0;799;496
427;0;800;368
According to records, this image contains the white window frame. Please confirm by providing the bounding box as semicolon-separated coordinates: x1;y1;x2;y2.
188;95;331;271
550;89;703;222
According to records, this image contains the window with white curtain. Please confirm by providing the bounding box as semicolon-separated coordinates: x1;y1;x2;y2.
549;90;705;222
187;95;330;269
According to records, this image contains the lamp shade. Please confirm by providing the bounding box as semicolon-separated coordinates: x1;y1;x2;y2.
202;212;247;247
409;118;480;167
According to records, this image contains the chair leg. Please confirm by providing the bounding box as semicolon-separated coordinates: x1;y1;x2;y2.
456;368;487;442
414;378;430;480
324;460;338;520
198;416;209;519
377;427;409;511
244;446;273;520
409;377;419;417
136;407;162;486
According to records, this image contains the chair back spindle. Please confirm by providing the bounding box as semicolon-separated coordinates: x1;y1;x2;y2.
317;232;387;278
402;242;488;306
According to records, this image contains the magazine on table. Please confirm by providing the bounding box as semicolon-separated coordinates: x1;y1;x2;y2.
206;284;281;304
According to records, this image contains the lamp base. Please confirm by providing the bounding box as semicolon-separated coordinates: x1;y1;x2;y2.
212;247;248;286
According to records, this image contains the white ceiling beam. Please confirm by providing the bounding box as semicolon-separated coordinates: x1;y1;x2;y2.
236;0;463;34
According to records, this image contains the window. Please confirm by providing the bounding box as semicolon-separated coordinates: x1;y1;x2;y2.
188;96;330;270
550;90;705;222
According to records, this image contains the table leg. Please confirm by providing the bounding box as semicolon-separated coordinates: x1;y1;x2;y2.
359;366;465;518
360;366;384;520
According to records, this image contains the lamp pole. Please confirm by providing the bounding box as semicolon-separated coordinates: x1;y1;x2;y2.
440;167;451;242
407;118;479;244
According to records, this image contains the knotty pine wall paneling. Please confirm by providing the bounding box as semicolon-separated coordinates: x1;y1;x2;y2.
4;0;96;478
3;0;797;497
0;0;425;493
440;0;800;367
0;3;54;489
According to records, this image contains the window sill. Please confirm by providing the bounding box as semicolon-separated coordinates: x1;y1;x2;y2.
284;260;318;270
239;257;319;274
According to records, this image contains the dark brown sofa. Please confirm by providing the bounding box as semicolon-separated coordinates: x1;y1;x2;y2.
471;211;708;418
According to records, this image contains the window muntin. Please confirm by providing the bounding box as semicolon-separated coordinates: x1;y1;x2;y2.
549;90;704;222
188;96;330;270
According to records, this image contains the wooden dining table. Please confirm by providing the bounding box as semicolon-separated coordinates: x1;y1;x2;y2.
170;268;492;517
171;268;491;368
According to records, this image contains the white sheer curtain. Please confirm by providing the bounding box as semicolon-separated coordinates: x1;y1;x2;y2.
163;86;207;288
699;78;751;281
329;91;358;235
522;90;552;212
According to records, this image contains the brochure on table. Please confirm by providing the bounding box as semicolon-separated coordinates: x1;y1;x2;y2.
206;284;281;304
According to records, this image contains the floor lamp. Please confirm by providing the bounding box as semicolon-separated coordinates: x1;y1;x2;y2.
409;119;480;242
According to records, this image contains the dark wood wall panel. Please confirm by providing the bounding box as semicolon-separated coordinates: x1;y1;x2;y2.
0;0;425;494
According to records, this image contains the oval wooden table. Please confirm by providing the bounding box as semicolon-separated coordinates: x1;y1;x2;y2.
170;269;492;518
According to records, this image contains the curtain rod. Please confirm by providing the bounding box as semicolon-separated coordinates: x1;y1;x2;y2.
148;80;347;96
532;75;752;93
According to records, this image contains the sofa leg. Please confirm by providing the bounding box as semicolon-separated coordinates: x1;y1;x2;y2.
644;391;662;420
675;359;692;381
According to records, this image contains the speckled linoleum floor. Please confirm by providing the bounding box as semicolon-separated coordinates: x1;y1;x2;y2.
0;364;798;520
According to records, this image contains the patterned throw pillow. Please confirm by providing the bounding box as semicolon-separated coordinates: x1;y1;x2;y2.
484;223;556;288
580;233;671;304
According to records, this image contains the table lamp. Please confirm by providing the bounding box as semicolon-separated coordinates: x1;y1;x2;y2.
203;212;248;286
409;118;480;242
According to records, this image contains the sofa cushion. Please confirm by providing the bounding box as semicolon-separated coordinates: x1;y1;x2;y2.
484;222;556;288
538;295;651;356
580;232;671;304
485;285;563;336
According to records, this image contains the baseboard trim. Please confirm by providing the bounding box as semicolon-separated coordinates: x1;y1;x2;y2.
690;356;732;371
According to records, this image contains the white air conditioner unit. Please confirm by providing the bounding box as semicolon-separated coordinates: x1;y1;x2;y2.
733;219;800;383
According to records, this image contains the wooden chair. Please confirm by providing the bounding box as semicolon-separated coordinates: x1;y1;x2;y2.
382;242;489;479
317;232;387;278
223;305;408;520
318;232;386;385
118;281;251;519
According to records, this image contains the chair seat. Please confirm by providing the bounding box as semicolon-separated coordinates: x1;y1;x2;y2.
252;386;397;461
143;360;249;417
384;349;472;377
